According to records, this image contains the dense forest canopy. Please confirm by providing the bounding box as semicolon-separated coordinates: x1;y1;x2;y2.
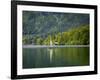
22;11;90;45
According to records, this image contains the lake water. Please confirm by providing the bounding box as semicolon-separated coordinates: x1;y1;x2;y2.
23;47;89;69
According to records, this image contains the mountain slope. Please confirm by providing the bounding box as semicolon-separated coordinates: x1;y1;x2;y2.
23;11;89;36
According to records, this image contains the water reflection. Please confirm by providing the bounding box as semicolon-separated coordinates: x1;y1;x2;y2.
23;47;89;69
48;48;53;63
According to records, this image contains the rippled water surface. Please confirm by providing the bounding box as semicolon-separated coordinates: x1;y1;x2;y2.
23;47;89;69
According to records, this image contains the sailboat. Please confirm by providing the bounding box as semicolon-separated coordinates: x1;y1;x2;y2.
49;36;53;48
48;36;53;62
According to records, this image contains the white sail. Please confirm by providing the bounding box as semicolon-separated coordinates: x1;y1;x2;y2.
50;36;53;46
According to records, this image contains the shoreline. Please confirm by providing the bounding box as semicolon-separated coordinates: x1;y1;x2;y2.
23;45;89;48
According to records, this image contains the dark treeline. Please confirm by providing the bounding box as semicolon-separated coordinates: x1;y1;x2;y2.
23;25;89;45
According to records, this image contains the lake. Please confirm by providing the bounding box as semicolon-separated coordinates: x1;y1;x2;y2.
23;47;89;69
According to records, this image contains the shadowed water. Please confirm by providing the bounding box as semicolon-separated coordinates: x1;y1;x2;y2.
23;47;89;69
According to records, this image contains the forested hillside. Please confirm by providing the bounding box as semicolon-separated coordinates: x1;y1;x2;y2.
23;25;89;45
43;25;89;45
22;11;89;45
